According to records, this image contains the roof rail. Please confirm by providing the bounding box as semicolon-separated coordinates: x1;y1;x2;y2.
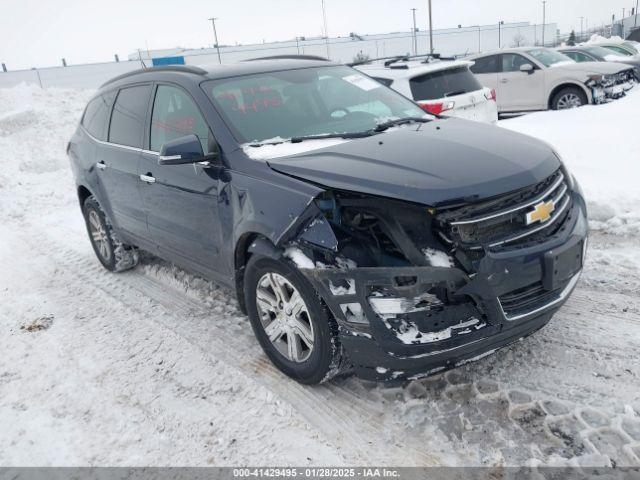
243;54;330;62
100;65;208;88
348;53;456;67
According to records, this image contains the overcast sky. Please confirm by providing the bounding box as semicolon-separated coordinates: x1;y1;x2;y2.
1;0;636;70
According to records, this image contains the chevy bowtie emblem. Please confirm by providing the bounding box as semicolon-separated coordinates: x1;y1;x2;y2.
526;200;555;225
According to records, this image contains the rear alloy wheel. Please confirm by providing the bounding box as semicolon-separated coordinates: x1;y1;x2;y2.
83;195;139;272
552;87;587;110
244;254;345;384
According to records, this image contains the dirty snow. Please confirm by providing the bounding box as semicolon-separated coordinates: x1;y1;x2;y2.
1;83;639;467
423;247;455;268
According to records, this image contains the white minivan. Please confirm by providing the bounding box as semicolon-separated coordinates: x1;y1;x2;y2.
356;58;498;123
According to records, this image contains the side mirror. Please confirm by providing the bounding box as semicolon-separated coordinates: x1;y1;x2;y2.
520;63;535;74
158;134;219;166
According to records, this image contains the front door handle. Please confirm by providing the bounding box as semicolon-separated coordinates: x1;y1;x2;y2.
96;161;106;170
140;174;156;184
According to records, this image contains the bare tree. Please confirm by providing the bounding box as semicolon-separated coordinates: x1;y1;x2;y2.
510;33;527;47
352;51;370;63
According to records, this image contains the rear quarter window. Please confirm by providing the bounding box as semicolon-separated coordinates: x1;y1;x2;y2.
108;85;152;148
470;55;499;74
409;66;483;101
82;91;116;141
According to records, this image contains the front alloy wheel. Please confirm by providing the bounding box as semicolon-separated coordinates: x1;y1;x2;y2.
244;254;345;384
256;273;315;363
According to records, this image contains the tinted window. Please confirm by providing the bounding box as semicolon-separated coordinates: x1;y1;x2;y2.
501;54;534;72
526;48;574;67
205;66;425;143
372;77;393;87
470;55;499;74
564;51;593;62
82;91;115;141
409;67;483;101
601;45;633;57
108;85;151;148
150;85;211;153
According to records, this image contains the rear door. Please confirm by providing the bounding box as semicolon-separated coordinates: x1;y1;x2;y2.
497;53;546;111
100;84;152;239
139;83;223;271
469;55;500;92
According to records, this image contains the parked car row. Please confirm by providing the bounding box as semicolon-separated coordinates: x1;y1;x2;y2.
354;45;637;121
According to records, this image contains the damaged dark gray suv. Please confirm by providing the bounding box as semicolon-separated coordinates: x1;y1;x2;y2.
68;58;587;384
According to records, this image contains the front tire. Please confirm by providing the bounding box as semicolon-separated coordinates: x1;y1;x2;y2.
244;254;344;384
82;196;138;272
551;87;587;110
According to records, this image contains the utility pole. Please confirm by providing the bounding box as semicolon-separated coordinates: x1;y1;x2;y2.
636;0;639;29
208;17;222;64
411;8;418;55
427;0;434;54
498;20;504;48
321;0;330;59
478;25;481;53
580;17;584;41
542;1;547;46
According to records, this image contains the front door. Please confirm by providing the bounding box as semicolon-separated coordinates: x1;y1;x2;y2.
99;84;152;239
497;54;546;111
139;84;223;272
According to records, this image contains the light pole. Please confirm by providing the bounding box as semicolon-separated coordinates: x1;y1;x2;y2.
427;0;434;54
411;8;418;55
636;0;639;29
208;17;222;64
542;1;546;46
322;0;330;59
498;20;504;48
580;16;584;41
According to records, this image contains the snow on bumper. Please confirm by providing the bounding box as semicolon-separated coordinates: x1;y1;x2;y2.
300;197;588;381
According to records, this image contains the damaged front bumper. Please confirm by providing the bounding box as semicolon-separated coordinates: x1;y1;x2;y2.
300;194;588;381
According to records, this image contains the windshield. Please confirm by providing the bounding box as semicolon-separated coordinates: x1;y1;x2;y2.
204;66;427;144
600;45;634;57
583;46;625;59
526;48;574;67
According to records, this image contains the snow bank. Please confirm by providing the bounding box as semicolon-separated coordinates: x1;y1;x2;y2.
0;83;94;218
499;88;640;236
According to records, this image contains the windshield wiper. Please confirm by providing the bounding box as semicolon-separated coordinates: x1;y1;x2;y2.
290;131;374;143
444;90;466;97
372;116;431;132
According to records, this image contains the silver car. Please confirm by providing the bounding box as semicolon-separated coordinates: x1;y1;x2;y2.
466;47;636;112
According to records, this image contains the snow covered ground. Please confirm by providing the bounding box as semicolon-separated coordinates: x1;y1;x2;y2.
0;84;639;467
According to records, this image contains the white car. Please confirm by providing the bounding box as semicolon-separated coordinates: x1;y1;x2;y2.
355;57;498;123
466;47;636;113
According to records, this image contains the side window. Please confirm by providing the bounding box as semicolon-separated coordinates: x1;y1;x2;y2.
108;85;152;148
150;85;211;153
469;55;499;74
82;91;116;141
501;54;533;72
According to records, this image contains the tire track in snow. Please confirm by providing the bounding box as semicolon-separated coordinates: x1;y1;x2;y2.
46;241;441;466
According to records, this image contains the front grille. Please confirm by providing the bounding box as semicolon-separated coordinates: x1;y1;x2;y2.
436;169;572;249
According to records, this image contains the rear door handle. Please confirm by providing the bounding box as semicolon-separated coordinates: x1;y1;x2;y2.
501;78;509;84
140;174;156;184
96;161;106;170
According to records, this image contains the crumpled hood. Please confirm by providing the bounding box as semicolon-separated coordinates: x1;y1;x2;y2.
267;119;561;207
553;61;633;75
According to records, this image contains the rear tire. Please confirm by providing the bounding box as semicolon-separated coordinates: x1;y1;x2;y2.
244;254;345;384
82;196;138;272
551;87;587;110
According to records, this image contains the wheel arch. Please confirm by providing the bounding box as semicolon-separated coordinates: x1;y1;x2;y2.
77;184;94;209
234;233;282;314
548;82;590;109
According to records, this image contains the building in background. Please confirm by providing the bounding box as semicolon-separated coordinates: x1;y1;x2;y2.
1;21;558;89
